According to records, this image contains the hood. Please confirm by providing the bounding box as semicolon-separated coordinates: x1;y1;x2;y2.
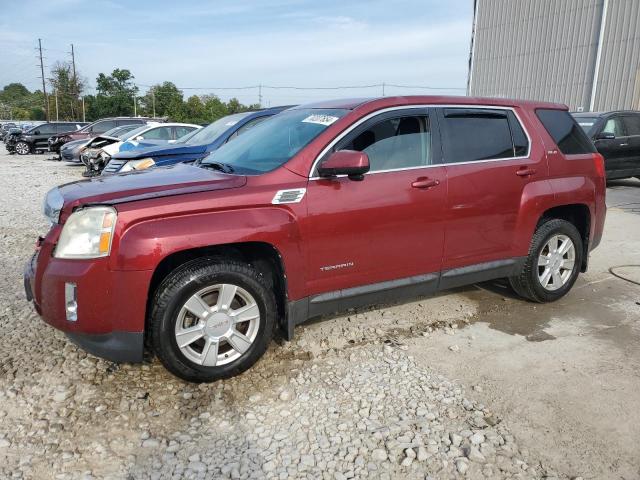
58;163;246;207
112;142;207;160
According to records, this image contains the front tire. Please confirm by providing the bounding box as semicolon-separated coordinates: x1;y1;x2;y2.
150;258;276;383
509;219;583;302
15;141;30;155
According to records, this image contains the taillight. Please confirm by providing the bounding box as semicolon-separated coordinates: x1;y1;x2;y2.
593;153;605;179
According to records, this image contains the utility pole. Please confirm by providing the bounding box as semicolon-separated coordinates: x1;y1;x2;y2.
258;84;263;106
38;39;49;121
152;89;156;117
70;43;78;120
134;96;137;116
55;90;59;121
382;82;386;96
82;96;85;122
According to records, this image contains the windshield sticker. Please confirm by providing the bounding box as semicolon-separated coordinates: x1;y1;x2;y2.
302;114;339;126
225;121;238;126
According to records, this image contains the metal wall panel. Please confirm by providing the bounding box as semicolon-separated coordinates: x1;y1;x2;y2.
593;0;640;110
469;0;624;111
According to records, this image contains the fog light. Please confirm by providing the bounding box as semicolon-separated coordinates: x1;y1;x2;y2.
65;282;77;322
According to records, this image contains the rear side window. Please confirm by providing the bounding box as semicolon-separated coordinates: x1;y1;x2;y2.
441;109;527;163
536;109;596;154
622;115;640;136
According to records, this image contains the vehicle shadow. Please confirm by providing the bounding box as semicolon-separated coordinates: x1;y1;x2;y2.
607;178;640;188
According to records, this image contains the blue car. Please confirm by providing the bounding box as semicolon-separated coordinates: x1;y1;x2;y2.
102;106;291;174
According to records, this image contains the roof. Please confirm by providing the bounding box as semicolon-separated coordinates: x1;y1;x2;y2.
295;96;568;111
571;110;639;117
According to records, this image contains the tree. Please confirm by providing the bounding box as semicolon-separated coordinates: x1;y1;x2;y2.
139;81;183;118
48;61;85;120
93;69;139;117
202;95;228;121
181;95;208;124
0;83;45;120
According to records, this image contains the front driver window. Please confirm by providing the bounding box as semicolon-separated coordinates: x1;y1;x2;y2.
339;115;431;172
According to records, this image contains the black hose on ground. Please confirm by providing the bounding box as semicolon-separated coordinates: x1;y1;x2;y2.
608;265;640;286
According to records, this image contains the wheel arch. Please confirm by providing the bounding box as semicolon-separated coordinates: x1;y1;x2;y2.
146;241;289;340
537;203;591;272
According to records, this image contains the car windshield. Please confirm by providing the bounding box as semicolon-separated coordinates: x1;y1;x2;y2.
572;115;598;134
201;108;348;175
103;125;139;139
180;113;250;146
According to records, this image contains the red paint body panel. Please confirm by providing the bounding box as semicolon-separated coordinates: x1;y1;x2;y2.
303;167;447;295
26;96;606;352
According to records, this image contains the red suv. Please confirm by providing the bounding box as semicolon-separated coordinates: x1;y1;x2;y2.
25;97;606;382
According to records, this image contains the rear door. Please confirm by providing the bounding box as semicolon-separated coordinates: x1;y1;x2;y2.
437;107;542;273
34;123;57;149
621;114;640;177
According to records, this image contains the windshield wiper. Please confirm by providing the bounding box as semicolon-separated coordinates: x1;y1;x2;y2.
200;161;235;173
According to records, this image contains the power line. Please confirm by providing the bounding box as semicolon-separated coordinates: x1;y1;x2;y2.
134;82;466;92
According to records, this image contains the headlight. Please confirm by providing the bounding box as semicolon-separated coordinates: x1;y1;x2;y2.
43;187;64;224
54;206;117;259
119;158;155;173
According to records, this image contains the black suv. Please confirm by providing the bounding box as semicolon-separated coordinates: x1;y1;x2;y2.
572;111;640;180
6;122;87;155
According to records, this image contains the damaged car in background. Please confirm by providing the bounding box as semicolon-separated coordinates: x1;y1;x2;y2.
81;123;201;176
60;124;142;163
48;116;166;158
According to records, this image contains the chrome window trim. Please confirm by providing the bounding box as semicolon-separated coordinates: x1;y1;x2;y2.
308;104;532;180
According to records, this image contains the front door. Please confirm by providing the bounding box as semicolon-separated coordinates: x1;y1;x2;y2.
303;108;446;298
436;107;545;271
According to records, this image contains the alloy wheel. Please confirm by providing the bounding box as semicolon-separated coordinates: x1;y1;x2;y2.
174;283;260;367
15;142;29;155
537;234;576;291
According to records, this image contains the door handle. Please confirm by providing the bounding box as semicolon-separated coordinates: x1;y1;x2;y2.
516;167;536;177
619;143;628;146
411;177;440;189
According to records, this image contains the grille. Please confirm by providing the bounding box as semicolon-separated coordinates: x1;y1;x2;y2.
103;160;126;174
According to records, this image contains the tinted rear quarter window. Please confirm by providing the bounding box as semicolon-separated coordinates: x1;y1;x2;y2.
536;109;596;155
441;109;525;163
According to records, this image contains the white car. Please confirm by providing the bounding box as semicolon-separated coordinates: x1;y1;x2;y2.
81;123;201;176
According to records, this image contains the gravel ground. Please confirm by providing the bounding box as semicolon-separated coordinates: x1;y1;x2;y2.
0;150;584;479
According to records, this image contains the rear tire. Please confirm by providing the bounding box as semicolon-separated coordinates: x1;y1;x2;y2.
509;219;583;303
15;142;30;155
150;257;276;383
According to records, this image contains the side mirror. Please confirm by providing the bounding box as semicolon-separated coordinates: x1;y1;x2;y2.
596;132;615;140
318;150;370;181
135;135;144;141
33;130;40;135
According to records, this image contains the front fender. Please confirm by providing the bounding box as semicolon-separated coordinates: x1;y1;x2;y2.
111;206;307;300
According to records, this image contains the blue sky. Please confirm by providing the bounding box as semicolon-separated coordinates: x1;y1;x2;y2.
0;0;473;105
